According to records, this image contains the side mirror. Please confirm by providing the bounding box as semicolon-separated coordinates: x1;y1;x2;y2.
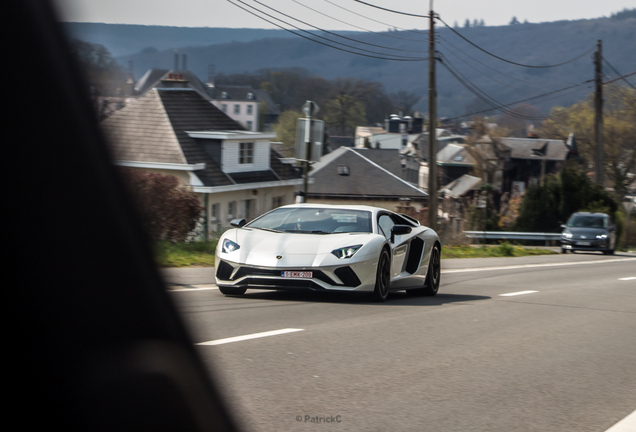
230;218;247;228
390;225;412;242
560;224;566;229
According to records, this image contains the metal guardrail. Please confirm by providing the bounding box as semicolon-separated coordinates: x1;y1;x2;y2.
464;231;562;246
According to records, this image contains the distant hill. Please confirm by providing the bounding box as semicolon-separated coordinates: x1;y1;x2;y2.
69;17;636;118
63;23;300;57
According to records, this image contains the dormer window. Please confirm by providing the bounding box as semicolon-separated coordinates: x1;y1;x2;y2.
247;92;254;100
221;92;228;99
337;165;350;176
239;142;254;164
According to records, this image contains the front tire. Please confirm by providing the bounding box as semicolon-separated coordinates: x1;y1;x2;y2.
371;249;391;302
218;286;247;296
422;245;441;296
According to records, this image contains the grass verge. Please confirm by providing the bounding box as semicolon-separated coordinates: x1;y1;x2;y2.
442;242;558;259
155;240;217;268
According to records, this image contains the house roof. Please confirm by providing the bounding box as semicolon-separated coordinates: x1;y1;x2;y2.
209;85;257;101
436;144;476;167
498;137;569;161
440;174;482;197
309;147;428;200
134;69;213;101
102;88;299;187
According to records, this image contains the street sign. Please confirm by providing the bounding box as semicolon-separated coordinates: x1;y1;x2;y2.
301;100;319;117
295;118;324;162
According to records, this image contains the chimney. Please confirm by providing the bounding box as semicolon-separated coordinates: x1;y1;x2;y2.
182;54;187;71
174;53;179;71
206;64;216;88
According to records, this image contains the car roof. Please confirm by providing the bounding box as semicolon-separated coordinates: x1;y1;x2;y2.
279;203;385;213
571;212;608;217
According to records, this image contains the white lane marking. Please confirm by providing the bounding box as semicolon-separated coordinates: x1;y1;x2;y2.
604;408;636;432
196;328;304;346
499;290;539;297
442;257;636;274
618;277;636;281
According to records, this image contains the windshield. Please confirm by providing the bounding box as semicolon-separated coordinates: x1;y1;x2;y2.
567;215;608;228
246;207;372;234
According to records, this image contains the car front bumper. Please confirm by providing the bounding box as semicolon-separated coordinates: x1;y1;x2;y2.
561;239;609;251
214;257;378;292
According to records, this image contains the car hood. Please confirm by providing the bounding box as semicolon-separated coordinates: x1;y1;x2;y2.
228;229;372;267
564;227;607;237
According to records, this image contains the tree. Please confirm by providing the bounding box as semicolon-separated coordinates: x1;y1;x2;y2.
323;94;366;136
540;85;636;199
272;110;302;153
514;161;620;234
70;39;126;119
391;90;421;116
497;103;543;137
121;170;203;242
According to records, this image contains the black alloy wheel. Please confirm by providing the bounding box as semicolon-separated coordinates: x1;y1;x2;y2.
423;245;441;296
372;249;391;302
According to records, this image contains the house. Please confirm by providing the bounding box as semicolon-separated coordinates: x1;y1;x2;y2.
436;144;478;186
306;147;428;214
101;88;303;237
132;64;262;132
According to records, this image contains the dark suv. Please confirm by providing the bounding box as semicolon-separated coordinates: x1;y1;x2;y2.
561;212;616;254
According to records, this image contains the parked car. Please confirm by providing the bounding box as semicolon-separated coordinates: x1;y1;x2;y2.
215;204;441;301
561;212;616;254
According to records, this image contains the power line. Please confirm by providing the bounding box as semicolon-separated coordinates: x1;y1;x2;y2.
250;0;426;53
291;0;425;43
439;53;546;120
438;34;543;87
602;58;635;89
322;0;428;36
603;70;636;86
352;0;429;18
438;16;595;69
227;0;427;61
444;79;594;121
437;40;526;91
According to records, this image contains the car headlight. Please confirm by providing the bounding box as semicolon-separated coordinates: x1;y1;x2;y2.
331;244;362;259
222;239;240;253
596;234;608;239
562;232;573;238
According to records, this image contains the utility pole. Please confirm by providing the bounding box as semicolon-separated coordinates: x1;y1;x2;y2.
594;39;604;186
427;1;438;228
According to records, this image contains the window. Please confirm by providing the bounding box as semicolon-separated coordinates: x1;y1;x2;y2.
378;214;396;240
239;142;254;164
221;91;228;99
247;92;254;100
246;121;253;131
221;104;227;113
227;201;236;219
272;196;284;208
247;104;253;115
337;165;350;176
210;203;219;222
243;199;255;220
234;104;240;115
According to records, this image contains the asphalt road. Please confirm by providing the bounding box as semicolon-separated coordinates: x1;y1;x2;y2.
169;253;636;432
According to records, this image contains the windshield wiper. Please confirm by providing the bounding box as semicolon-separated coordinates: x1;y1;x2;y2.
284;229;331;234
254;227;282;233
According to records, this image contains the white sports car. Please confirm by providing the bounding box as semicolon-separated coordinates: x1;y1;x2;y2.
215;204;441;301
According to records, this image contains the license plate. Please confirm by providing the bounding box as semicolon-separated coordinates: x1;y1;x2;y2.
281;271;312;278
576;241;591;246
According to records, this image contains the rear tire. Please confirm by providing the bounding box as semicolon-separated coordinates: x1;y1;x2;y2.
218;286;247;296
371;249;391;302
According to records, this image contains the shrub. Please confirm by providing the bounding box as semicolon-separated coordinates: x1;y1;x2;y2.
121;169;203;242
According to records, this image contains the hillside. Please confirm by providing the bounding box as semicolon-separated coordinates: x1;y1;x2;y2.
72;17;636;118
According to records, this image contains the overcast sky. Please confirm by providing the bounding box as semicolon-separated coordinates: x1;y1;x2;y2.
55;0;633;30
